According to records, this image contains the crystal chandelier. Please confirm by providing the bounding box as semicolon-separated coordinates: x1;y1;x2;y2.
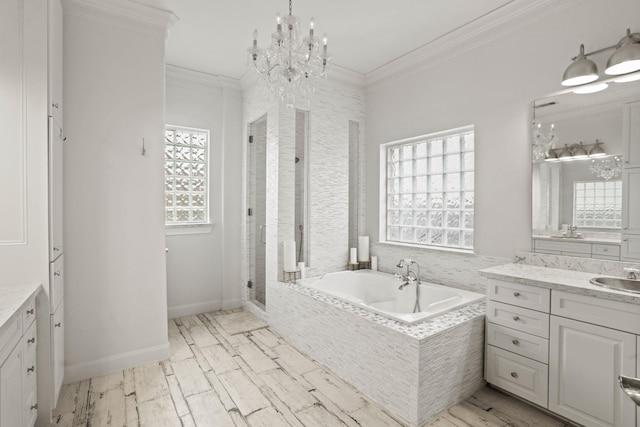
589;156;622;180
247;0;331;106
532;121;558;161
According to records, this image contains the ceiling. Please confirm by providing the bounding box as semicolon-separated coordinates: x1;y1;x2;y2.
136;0;522;80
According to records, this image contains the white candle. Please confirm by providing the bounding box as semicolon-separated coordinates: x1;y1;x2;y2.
358;236;369;261
350;248;357;264
284;241;296;272
371;256;378;271
298;262;306;279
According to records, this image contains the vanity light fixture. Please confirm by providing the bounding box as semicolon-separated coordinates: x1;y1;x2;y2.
562;28;640;91
545;140;608;162
589;139;606;157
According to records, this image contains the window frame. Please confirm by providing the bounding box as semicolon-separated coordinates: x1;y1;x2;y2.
164;124;212;229
572;179;622;230
379;125;475;252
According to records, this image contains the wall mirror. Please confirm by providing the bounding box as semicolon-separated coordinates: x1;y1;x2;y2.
531;77;640;260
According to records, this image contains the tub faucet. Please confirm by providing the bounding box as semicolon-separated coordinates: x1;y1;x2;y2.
395;259;421;313
624;267;640;280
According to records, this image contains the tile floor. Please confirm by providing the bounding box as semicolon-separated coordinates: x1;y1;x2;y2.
51;309;574;427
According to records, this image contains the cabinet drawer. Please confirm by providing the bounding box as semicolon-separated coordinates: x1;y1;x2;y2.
487;323;549;364
486;345;548;408
22;321;37;361
488;279;550;312
23;377;38;427
0;311;21;363
487;300;550;338
50;254;64;312
534;239;591;254
592;244;620;258
22;295;36;330
551;290;640;335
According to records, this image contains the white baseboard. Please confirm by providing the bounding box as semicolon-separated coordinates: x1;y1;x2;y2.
64;342;170;384
221;298;242;311
168;299;221;319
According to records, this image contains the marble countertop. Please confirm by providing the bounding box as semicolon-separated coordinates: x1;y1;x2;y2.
532;235;620;245
480;263;640;305
0;282;43;329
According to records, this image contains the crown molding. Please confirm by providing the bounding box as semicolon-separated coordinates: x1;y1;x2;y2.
365;0;583;89
166;65;241;92
62;0;178;39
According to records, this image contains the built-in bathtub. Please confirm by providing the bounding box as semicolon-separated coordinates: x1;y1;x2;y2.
301;270;485;324
267;270;486;427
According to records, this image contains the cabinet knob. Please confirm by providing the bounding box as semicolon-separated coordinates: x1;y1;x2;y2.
510;372;518;378
513;292;521;297
512;339;519;346
31;403;38;410
27;366;35;373
26;308;34;315
28;337;35;344
52;103;59;109
512;316;520;321
53;246;61;251
54;271;61;277
55;322;61;328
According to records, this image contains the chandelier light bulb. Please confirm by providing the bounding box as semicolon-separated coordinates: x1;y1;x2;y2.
276;13;281;25
310;18;314;30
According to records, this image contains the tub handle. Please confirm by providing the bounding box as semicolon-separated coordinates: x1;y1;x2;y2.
512;339;519;346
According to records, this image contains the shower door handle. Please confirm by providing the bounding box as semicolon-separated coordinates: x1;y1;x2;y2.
259;224;266;244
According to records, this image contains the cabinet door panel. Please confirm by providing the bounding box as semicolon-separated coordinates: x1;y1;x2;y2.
49;116;64;261
0;344;23;427
52;301;64;408
622;168;640;235
549;316;636;427
623;101;640;166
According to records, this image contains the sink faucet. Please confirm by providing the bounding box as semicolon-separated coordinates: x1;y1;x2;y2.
623;267;640;280
395;259;421;313
568;225;578;238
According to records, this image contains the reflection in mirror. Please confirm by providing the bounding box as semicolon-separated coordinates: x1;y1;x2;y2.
531;78;640;260
349;120;360;249
295;110;309;266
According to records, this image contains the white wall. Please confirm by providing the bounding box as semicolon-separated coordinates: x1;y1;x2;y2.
365;0;640;259
63;1;173;382
165;66;243;318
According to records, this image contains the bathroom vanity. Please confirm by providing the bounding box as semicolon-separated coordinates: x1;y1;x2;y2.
481;263;640;427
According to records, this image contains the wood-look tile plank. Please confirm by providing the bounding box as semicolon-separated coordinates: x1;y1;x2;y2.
172;357;212;396
303;368;368;414
248;328;281;348
236;343;279;373
308;390;361;427
205;370;238;411
168;319;180;337
272;344;318;375
137;394;181;426
246;407;291;427
258;385;305;427
166;374;190;417
90;370;123;393
446;401;509;427
200;344;239;375
258;368;316;413
71;379;91;426
87;387;126;427
218;369;271;416
133;362;170;403
230;408;249;426
52;382;79;417
180;414;196;427
426;413;470;427
350;404;406;427
125;394;139;427
189;324;220;348
295;404;347;426
191;345;212;372
52;413;74;427
123;368;135;396
169;331;194;362
186;390;235;427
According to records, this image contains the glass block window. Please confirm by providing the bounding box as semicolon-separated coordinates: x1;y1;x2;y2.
383;126;474;250
165;126;209;225
573;180;622;228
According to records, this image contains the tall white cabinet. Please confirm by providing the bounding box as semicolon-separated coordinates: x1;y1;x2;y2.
622;100;640;260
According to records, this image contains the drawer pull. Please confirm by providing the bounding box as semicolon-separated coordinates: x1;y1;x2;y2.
27;366;35;373
512;339;519;346
54;271;61;277
510;372;518;378
28;337;35;344
55;322;61;328
53;246;61;251
31;403;38;410
512;315;520;321
513;292;521;297
26;308;34;315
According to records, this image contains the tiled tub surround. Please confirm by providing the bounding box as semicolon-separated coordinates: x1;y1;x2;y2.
301;270;485;324
267;279;486;427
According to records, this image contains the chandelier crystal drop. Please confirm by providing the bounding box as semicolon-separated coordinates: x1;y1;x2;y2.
589;156;622;180
532;121;558;161
247;0;331;106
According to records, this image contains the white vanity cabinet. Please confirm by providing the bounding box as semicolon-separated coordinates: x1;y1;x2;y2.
485;279;551;408
622;100;640;260
0;295;39;427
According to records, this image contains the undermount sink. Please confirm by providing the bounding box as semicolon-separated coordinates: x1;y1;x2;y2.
590;277;640;294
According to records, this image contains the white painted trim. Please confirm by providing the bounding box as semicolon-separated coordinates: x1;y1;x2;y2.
221;298;243;311
165;225;213;236
64;342;170;383
168;300;221;319
62;0;178;39
166;65;242;91
365;0;582;89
